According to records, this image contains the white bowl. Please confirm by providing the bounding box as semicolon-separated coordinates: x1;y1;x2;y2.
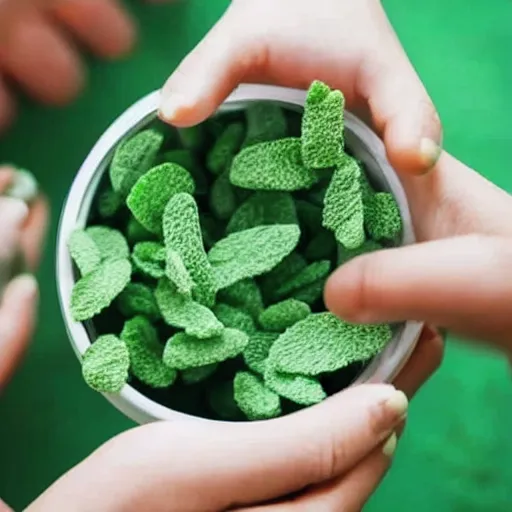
56;84;423;424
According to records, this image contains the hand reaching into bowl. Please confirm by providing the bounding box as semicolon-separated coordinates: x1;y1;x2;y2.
325;151;512;358
0;0;174;133
158;0;443;177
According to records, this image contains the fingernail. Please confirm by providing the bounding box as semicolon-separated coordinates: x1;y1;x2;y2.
1;197;29;227
382;432;398;457
384;390;409;420
158;92;186;123
5;169;39;204
9;273;38;300
419;138;442;169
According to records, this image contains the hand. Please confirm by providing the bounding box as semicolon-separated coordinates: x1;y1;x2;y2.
0;165;48;389
325;151;512;355
25;328;441;512
0;0;174;132
0;166;48;512
158;0;442;176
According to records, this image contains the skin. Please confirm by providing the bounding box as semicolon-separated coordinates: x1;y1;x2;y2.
1;1;443;507
325;151;512;355
158;0;443;176
1;0;508;509
0;0;173;132
0;166;441;512
0;166;48;389
0;166;49;512
26;339;440;512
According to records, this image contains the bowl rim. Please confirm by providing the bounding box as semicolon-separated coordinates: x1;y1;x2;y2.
56;84;423;424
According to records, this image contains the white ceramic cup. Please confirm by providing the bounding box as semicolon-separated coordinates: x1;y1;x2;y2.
56;84;423;424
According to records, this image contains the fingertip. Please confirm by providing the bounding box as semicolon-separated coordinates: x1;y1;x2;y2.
383;104;443;176
324;259;365;323
159;5;254;127
157;91;207;127
5;273;38;304
385;138;442;176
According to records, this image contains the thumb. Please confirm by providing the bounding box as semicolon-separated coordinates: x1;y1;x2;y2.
176;383;406;510
325;235;512;350
357;8;442;175
30;384;408;511
0;274;38;388
196;384;408;510
158;4;262;127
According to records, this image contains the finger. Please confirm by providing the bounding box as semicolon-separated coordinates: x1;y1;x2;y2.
158;384;407;510
20;195;49;270
0;498;13;512
0;0;59;15
356;5;442;175
392;325;444;399
0;274;38;389
35;384;409;511
51;0;136;59
0;166;15;192
0;197;28;263
235;440;395;512
159;4;261;127
0;74;16;133
0;7;84;105
399;152;512;243
325;235;512;349
238;329;444;512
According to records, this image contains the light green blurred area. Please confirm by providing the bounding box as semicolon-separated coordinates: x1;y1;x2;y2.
0;0;511;509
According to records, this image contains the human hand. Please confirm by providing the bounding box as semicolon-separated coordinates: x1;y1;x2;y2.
0;0;175;132
26;327;441;512
325;151;512;355
158;0;442;176
157;0;444;405
0;166;48;389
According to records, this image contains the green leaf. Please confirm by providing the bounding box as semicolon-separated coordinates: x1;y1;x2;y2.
82;335;129;393
68;229;101;276
127;163;195;234
71;259;131;321
209;224;300;290
120;316;176;388
268;312;392;376
163;193;216;307
301;81;345;168
163;328;249;370
234;371;281;421
155;278;223;339
231;138;318;191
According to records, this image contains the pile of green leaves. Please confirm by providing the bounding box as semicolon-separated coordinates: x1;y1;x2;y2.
68;81;402;421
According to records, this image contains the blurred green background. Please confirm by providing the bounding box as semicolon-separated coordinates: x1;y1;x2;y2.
1;0;511;509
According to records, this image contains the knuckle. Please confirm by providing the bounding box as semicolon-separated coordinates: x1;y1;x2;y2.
420;97;442;141
366;398;391;437
347;255;380;322
314;430;350;482
425;331;445;374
